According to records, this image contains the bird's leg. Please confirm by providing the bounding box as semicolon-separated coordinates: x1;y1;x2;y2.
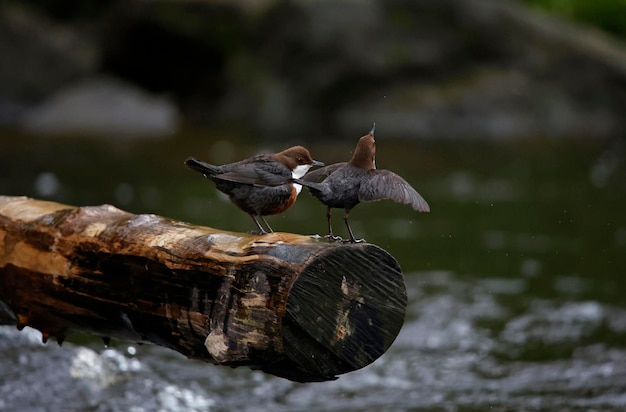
324;207;342;241
260;216;274;233
343;209;365;243
250;214;268;234
327;207;333;236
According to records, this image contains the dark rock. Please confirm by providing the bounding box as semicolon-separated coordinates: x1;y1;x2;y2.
222;0;626;139
0;4;98;101
3;0;626;139
19;76;178;138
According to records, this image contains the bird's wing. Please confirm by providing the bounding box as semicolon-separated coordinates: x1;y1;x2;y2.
301;162;347;182
215;160;291;187
358;170;430;212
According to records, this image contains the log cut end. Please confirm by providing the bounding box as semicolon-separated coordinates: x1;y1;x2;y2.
268;243;407;382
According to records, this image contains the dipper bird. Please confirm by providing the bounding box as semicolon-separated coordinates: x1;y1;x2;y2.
185;146;324;234
295;124;429;242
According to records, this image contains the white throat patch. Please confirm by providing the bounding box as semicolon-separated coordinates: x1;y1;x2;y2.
291;164;312;179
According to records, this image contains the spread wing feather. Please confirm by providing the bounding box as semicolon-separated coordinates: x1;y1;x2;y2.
358;170;430;212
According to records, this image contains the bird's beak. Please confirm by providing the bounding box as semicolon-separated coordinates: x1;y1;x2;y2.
369;122;376;135
311;160;325;167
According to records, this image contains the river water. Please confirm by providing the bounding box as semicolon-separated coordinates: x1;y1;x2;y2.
1;132;625;411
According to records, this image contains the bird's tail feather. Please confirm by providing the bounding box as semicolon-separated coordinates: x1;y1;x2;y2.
184;157;220;176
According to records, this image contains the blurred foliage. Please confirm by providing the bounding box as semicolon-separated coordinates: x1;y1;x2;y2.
12;0;626;43
525;0;626;37
6;0;112;21
19;0;626;40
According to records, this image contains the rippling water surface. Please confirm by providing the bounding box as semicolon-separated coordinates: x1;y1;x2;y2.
1;131;625;411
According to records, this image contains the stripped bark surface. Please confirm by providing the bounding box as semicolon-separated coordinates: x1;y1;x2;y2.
0;196;406;382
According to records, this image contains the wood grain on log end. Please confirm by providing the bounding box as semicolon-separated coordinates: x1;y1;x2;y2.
274;244;406;381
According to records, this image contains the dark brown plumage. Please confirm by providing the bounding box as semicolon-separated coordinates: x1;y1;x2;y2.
296;124;429;242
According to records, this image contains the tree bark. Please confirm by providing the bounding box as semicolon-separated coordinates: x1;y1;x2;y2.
0;195;407;382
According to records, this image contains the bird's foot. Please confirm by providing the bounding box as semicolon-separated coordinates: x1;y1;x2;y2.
343;237;366;244
248;230;268;235
324;234;344;242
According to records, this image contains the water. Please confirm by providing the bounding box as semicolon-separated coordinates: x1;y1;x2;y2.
1;131;626;411
2;271;626;411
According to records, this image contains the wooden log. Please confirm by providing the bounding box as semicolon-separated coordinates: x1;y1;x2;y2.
0;195;407;382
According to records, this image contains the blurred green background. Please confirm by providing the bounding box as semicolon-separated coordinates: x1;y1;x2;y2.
526;0;626;37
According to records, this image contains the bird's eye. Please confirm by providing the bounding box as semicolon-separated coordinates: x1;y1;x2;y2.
297;157;304;163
